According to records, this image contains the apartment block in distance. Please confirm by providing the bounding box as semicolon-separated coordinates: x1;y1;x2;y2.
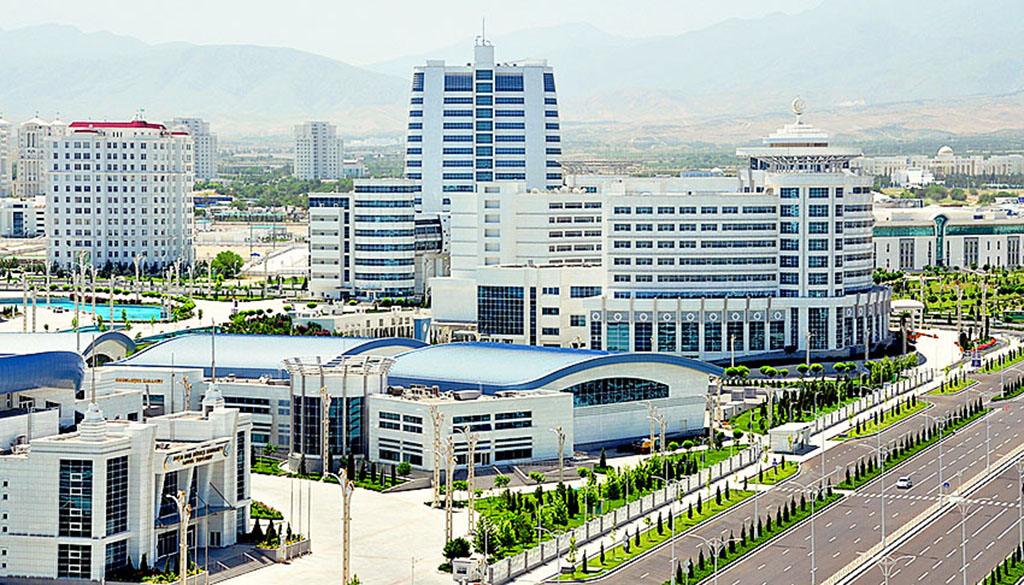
294;121;344;180
16;117;68;197
168;117;218;180
0;114;12;196
405;38;563;213
46;119;195;270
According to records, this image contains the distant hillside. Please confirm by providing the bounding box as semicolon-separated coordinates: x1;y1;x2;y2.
5;0;1024;142
373;0;1024;129
0;25;408;136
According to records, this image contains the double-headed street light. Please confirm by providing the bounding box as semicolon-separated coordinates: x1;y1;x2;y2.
851;441;888;546
877;553;915;585
921;412;947;491
324;471;355;585
653;474;677;585
165;489;192;585
687;531;738;585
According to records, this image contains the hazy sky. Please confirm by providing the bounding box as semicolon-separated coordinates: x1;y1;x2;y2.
0;0;823;64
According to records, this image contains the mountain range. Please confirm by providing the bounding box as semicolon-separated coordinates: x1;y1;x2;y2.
3;0;1024;143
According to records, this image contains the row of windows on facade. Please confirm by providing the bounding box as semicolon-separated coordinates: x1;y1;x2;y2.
587;313;876;353
411;72;556;93
411;96;557;105
407;135;560;145
408;147;554;156
55;141;189;151
408;159;560;168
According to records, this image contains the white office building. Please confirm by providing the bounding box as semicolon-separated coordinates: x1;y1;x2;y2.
309;179;418;299
431;106;893;361
0;196;45;237
16;117;68;197
0;394;252;582
0;114;12;196
294;121;344;180
46;119;195;270
0;332;250;583
873;205;1024;271
169;117;218;180
405;38;563;213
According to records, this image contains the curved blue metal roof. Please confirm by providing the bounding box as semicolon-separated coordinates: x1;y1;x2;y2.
388;342;724;393
0;351;84;394
115;333;426;378
0;331;135;358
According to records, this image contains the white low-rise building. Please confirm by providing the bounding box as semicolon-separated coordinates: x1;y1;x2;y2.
0;332;250;583
0;395;251;582
0;196;44;237
854;146;1024;180
873;205;1024;271
368;387;572;470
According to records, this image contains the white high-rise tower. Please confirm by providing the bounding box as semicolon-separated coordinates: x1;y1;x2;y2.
0;114;11;196
404;38;563;213
46;119;195;270
169;117;218;180
16;117;67;197
294;121;344;180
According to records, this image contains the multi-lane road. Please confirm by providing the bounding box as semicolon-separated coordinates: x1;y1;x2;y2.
598;361;1024;585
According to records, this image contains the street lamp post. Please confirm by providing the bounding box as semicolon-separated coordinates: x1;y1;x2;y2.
320;385;332;474
687;532;737;585
550;426;566;484
877;553;914;585
458;427;479;534
429;405;443;509
922;413;946;491
652;473;676;585
165;489;192;585
805;331;812;366
965;385;990;472
537;527;563;574
852;441;887;546
444;436;456;543
949;480;971;585
325;471;355;585
1017;461;1024;555
730;334;736;368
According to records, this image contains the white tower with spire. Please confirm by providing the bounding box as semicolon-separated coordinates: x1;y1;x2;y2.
202;327;225;416
79;333;107;442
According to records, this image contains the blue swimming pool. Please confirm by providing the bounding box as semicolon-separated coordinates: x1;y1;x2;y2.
0;298;164;321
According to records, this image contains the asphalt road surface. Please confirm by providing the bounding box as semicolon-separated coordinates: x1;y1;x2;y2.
598;362;1024;585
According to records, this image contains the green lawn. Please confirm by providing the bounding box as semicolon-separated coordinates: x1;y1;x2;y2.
750;461;799;485
978;539;1024;584
838;408;989;490
663;492;843;585
926;378;977;396
474;446;746;560
731;393;861;436
839;400;927;440
993;386;1024;401
555;490;755;580
251;457;404;491
253;457;286;475
980;351;1024;373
